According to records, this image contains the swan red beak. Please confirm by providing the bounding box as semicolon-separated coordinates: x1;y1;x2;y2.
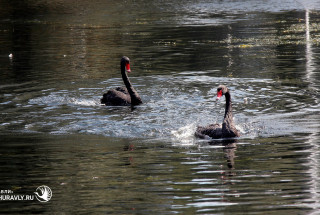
216;90;223;100
126;63;131;73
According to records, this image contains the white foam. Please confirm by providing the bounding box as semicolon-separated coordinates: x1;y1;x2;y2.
171;123;198;145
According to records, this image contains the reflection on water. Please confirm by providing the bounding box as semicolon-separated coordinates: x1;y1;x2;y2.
0;0;320;214
1;134;318;214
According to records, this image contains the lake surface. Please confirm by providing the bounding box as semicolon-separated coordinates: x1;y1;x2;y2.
0;0;320;214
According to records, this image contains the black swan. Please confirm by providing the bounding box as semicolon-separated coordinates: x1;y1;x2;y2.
101;56;142;106
195;85;240;139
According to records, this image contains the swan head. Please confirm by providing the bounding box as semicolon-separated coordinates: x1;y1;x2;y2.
121;56;131;73
217;85;228;100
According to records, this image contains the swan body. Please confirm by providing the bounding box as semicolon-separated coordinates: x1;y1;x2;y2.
101;56;142;106
195;85;240;139
101;87;130;106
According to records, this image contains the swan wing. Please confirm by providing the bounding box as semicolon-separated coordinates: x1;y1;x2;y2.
195;124;222;139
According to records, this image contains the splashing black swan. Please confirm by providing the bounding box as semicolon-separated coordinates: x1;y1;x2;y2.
195;85;240;139
101;56;142;106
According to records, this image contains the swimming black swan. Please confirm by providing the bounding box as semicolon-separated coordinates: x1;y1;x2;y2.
195;85;240;139
101;56;142;106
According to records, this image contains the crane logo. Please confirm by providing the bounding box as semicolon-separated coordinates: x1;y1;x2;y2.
34;185;52;202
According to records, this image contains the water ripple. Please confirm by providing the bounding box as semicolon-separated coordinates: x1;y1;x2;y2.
0;75;319;142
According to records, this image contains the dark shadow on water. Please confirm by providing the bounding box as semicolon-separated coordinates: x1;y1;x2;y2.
209;139;237;171
196;138;238;177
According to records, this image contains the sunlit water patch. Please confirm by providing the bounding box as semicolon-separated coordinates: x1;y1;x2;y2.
1;74;318;143
177;0;320;27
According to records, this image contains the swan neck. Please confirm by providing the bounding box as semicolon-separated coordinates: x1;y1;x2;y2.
121;64;132;90
224;91;233;120
121;63;141;105
222;90;240;137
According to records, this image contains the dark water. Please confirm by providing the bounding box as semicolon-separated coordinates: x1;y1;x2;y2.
1;0;320;214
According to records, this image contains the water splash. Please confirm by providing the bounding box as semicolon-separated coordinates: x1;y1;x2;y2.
171;123;198;145
1;75;316;144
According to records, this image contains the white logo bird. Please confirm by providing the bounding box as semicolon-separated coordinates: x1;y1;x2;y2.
34;186;52;202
